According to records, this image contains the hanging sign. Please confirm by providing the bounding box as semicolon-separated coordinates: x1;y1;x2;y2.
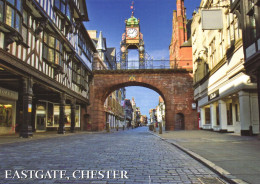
202;9;223;30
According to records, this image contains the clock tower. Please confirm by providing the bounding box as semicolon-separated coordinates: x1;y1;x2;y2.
120;3;145;69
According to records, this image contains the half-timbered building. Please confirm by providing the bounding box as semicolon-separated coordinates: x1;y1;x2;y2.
0;0;95;137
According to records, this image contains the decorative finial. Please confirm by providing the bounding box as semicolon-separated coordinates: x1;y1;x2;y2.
130;1;135;16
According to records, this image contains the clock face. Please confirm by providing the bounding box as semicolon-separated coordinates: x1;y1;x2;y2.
126;28;138;38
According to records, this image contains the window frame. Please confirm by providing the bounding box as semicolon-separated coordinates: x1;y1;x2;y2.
42;32;63;66
0;0;23;33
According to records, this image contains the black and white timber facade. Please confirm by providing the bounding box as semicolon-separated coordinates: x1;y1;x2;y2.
0;0;95;137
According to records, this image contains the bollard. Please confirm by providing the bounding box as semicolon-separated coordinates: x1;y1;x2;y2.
153;123;156;132
106;123;110;133
123;125;125;131
159;122;162;134
116;125;119;131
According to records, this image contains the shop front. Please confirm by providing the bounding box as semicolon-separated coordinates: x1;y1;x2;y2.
0;87;18;135
35;101;81;132
199;89;259;135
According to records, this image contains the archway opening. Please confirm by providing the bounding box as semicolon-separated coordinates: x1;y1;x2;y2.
103;86;165;130
127;50;139;69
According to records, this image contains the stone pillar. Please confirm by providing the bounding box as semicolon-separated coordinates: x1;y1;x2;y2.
200;107;206;128
239;91;251;135
31;98;37;132
257;72;260;134
219;100;228;132
70;99;76;133
20;78;33;138
210;103;217;129
139;49;145;69
58;93;65;134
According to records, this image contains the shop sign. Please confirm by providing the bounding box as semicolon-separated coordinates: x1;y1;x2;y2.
208;90;219;101
202;9;223;30
0;87;18;100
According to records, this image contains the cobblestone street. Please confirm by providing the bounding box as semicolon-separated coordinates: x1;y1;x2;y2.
0;127;228;184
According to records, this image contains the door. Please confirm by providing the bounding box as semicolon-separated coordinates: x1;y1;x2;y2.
36;102;46;131
175;113;185;130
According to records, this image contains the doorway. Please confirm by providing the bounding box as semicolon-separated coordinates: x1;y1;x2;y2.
36;102;46;131
175;113;185;130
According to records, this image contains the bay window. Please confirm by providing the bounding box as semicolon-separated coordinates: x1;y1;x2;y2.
72;62;78;83
78;32;93;62
54;0;72;21
0;0;22;32
43;32;63;66
55;0;66;14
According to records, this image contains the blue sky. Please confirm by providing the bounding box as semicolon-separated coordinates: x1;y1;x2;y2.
85;0;201;117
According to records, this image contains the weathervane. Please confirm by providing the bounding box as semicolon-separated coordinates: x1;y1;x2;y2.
130;1;135;16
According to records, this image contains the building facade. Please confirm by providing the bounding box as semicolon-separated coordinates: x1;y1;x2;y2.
193;0;259;135
88;30;126;130
0;0;94;137
156;96;165;129
149;109;157;125
169;0;193;70
123;99;133;128
230;0;260;133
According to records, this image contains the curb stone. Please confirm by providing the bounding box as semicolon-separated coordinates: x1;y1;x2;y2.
148;131;249;184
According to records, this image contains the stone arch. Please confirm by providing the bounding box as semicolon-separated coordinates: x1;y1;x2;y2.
101;81;166;104
86;70;197;131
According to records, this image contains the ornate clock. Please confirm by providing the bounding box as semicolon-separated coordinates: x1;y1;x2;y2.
126;28;138;39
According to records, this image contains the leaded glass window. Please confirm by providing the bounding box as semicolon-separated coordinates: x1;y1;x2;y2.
0;1;3;22
43;33;63;66
2;0;23;32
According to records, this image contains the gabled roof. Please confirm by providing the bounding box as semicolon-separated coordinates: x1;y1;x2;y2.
106;48;116;61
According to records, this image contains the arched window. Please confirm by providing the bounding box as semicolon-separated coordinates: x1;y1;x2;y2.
43;32;63;66
0;0;23;32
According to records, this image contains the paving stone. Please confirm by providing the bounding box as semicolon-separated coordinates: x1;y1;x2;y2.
0;127;229;184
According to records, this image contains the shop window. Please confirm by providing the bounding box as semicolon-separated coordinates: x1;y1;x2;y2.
216;104;220;126
227;103;233;125
0;104;13;127
36;102;46;131
47;102;53;127
205;108;210;124
235;104;240;122
51;104;80;128
1;0;22;32
43;32;63;66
